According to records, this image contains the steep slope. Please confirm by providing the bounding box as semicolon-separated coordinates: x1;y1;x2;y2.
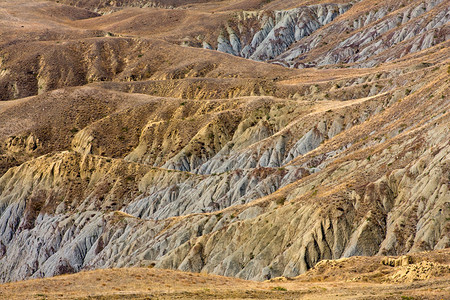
203;3;351;61
0;35;296;100
0;0;448;286
0;64;447;282
275;0;450;67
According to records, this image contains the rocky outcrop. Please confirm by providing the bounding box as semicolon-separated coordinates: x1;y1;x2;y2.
381;255;412;267
212;4;351;61
390;261;450;283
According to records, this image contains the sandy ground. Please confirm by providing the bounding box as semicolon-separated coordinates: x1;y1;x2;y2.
1;251;449;300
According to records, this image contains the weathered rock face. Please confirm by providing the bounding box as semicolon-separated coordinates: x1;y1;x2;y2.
0;0;449;285
210;4;351;61
305;0;450;68
197;0;449;68
1;110;448;281
0;69;448;282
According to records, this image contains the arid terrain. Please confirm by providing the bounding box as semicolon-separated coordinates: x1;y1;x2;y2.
0;0;449;298
1;249;449;299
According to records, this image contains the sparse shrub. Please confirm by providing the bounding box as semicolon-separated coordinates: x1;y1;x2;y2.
272;286;287;291
275;197;285;206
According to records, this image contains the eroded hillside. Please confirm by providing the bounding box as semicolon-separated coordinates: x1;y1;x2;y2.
0;0;448;288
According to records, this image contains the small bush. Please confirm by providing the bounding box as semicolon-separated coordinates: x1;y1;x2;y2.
276;197;286;206
272;286;287;291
